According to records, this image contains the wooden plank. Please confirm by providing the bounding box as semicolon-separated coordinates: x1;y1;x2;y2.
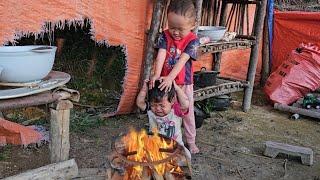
0;92;59;111
194;80;245;101
264;141;313;166
3;159;78;180
50;100;72;163
74;168;106;180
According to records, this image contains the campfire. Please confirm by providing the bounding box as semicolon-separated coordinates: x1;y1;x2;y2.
107;129;192;180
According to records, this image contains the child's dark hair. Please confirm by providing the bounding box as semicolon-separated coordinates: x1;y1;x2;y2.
148;80;175;103
168;0;196;21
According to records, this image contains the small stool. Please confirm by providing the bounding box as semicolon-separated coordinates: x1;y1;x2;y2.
264;141;313;166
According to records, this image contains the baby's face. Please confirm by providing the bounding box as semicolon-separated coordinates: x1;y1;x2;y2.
167;12;195;41
150;97;174;117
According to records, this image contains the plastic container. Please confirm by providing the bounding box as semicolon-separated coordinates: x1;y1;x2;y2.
0;45;57;82
198;26;227;42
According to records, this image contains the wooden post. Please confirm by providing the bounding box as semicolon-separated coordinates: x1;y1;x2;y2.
213;53;222;71
212;0;229;72
261;13;270;86
142;0;164;81
194;0;203;34
243;0;267;112
49;100;73;163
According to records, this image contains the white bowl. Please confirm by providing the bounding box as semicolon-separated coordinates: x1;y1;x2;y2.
0;45;57;82
198;26;227;42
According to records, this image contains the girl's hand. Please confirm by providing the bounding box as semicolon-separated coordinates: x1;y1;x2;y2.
172;80;178;90
159;76;174;92
149;75;159;89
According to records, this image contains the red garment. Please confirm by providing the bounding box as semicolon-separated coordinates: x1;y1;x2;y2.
173;102;188;117
161;30;197;85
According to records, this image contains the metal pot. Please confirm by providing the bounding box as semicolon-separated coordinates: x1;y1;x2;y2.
194;67;219;88
0;45;57;82
194;105;208;129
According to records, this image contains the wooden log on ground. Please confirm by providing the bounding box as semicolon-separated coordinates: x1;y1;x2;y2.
243;0;267;112
142;0;164;81
274;103;320;120
50;99;73;163
75;168;106;180
3;159;78;180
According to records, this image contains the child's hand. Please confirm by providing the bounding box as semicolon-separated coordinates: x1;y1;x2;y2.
149;75;159;89
159;76;174;92
172;80;178;90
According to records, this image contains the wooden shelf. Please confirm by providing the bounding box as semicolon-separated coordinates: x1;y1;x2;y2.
199;38;256;54
194;77;249;101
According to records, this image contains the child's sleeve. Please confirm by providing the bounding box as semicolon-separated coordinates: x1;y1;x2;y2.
156;32;167;50
183;38;200;60
173;102;189;117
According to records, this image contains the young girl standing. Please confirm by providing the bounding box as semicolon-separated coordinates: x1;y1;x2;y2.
150;0;200;153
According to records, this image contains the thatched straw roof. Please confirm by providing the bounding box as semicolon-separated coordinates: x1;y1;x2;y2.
275;0;320;12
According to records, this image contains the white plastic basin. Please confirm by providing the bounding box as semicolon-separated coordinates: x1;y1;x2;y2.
198;26;227;42
0;45;57;82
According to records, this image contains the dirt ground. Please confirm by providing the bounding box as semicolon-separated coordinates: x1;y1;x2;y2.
1;90;320;179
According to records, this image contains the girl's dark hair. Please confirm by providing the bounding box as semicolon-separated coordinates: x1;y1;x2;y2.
168;0;196;21
148;80;175;103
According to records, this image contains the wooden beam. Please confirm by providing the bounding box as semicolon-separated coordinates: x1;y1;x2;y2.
50;100;72;163
3;159;78;180
142;0;164;81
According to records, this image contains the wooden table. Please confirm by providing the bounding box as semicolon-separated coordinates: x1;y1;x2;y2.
0;85;79;163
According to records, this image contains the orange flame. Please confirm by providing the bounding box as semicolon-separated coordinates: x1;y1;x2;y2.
121;129;183;179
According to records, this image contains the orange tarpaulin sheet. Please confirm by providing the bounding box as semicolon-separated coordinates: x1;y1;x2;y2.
0;1;261;115
272;11;320;72
0;0;152;115
0;118;42;145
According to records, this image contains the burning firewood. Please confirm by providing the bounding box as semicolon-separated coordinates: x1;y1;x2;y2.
109;129;192;180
